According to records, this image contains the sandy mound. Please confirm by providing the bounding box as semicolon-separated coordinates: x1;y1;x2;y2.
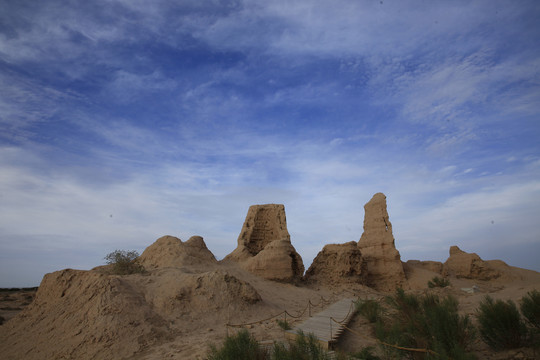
304;241;367;285
138;235;217;269
0;269;170;360
225;204;304;282
358;193;406;290
443;245;510;281
142;268;261;321
0;266;261;359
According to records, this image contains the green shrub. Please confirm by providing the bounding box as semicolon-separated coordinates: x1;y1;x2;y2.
350;346;381;360
477;295;527;350
104;249;145;275
520;290;540;330
272;331;331;360
421;294;475;359
520;290;540;349
355;299;382;323
427;276;450;288
208;329;363;360
376;289;476;359
271;342;290;359
208;329;267;360
277;318;292;330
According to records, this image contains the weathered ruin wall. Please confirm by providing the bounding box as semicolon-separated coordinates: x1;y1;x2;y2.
443;245;507;280
225;204;304;282
304;241;367;285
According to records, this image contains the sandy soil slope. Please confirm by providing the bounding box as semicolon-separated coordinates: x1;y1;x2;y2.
1;260;538;359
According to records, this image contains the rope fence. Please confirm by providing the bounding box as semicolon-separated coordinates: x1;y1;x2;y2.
226;289;443;357
225;295;335;329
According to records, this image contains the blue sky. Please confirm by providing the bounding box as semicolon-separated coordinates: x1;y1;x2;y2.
1;0;539;287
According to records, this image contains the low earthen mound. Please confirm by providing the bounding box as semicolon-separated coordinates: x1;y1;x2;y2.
138;235;217;269
0;269;169;360
443;246;507;280
143;269;261;319
0;265;261;359
304;242;367;285
358;193;406;291
225;204;304;282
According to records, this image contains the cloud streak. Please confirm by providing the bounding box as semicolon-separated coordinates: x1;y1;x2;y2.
1;0;539;286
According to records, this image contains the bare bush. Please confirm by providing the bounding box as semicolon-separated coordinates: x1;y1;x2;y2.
104;250;145;275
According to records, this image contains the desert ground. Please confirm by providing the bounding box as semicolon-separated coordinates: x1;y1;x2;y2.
0;288;37;325
0;259;539;359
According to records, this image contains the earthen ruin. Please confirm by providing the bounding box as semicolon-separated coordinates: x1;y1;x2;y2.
1;195;539;360
357;192;406;290
304;241;367;285
443;245;508;280
225;204;304;282
138;235;217;269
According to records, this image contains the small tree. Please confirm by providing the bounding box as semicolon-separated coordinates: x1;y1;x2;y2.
104;250;145;275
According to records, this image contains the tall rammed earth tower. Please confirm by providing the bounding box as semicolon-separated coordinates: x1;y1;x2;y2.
358;193;406;290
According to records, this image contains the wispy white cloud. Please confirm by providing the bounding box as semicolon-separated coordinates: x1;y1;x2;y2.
0;71;71;128
187;0;517;59
104;70;178;103
2;119;540;287
396;180;540;265
1;0;539;287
